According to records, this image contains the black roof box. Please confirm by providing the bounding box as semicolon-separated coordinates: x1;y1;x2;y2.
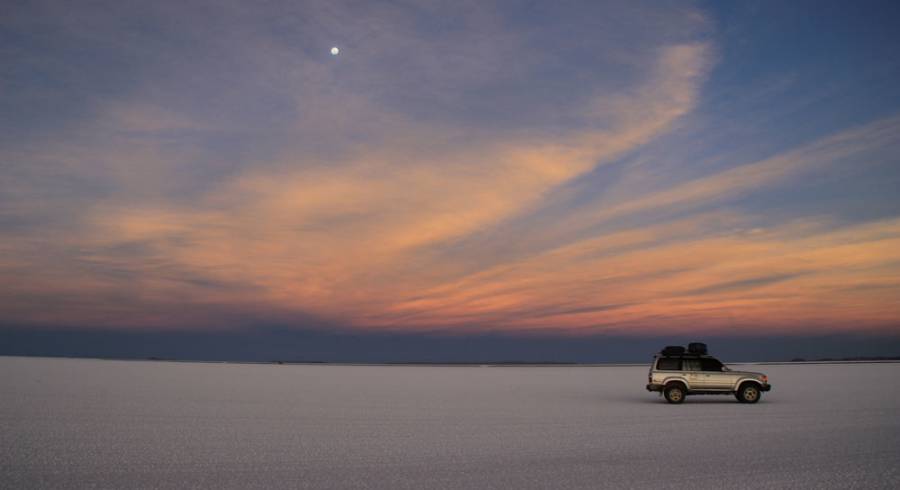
688;342;708;355
661;345;685;356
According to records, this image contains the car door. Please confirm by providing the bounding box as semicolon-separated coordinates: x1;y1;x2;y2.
681;359;703;388
700;358;731;390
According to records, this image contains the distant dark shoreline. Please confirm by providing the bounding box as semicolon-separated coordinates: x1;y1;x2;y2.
5;327;899;365
3;353;900;367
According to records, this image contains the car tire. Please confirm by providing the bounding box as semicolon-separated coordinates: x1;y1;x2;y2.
664;383;686;404
737;382;762;403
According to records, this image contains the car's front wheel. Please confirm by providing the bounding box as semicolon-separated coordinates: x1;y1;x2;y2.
664;383;686;404
737;383;762;403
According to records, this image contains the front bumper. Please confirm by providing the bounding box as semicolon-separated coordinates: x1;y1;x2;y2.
761;383;772;392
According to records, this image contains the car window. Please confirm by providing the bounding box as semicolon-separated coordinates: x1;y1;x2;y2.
682;359;701;371
701;358;723;372
656;358;680;370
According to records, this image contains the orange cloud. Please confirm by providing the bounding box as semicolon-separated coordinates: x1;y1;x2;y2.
377;216;900;335
11;43;708;328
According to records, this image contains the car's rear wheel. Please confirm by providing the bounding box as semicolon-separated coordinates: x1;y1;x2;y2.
664;383;686;404
737;383;762;403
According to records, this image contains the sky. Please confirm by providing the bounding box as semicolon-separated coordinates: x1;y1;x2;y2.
2;1;900;360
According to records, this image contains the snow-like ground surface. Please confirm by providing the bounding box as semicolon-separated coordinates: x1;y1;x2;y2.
2;357;899;489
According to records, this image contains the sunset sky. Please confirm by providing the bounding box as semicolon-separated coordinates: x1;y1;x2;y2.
2;1;900;359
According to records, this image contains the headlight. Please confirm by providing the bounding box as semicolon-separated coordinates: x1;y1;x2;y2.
760;375;768;383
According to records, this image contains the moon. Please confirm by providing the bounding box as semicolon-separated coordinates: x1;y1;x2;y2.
330;46;340;56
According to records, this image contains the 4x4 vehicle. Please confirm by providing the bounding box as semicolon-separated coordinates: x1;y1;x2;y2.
646;344;771;404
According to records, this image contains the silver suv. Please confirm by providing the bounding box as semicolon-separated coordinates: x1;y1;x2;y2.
646;344;771;404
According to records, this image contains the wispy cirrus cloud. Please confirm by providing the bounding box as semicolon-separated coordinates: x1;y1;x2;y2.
24;41;710;327
378;214;900;335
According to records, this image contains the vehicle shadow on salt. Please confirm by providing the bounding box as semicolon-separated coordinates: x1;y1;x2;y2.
619;395;774;405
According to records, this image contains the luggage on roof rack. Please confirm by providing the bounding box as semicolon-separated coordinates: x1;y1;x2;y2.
687;342;708;355
661;345;685;356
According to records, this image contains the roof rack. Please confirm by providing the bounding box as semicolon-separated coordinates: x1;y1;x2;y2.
659;342;709;356
656;352;713;358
